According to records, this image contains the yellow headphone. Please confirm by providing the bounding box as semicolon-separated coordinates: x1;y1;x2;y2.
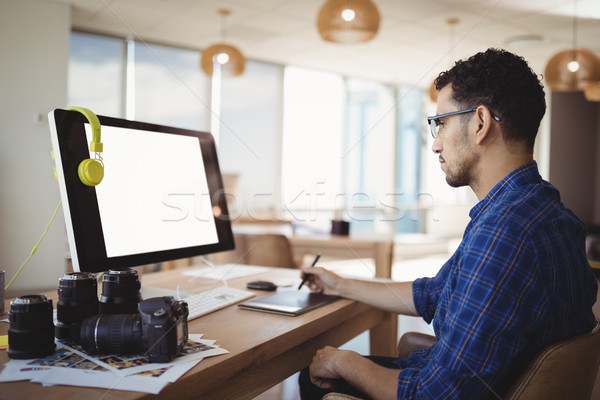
65;106;104;186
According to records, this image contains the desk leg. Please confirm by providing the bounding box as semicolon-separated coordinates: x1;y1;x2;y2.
369;312;398;356
371;241;396;355
373;241;394;279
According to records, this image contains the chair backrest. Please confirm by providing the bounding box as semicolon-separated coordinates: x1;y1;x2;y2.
210;233;297;268
396;331;438;359
505;322;600;400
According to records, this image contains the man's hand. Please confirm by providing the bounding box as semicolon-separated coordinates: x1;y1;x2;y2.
308;346;351;390
308;346;401;399
300;266;344;295
300;265;417;316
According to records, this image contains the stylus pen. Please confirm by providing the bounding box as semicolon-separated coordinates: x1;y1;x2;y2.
298;253;321;290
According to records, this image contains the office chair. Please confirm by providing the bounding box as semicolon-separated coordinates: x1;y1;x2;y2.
323;322;600;400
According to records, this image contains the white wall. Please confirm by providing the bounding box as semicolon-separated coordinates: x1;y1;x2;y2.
0;0;70;294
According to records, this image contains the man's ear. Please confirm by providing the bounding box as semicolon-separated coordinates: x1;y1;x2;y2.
474;106;494;145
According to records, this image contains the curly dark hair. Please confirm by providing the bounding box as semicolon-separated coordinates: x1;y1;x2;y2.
435;48;546;151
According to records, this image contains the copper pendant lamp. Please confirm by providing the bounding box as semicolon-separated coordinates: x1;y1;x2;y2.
584;82;600;102
429;81;439;103
545;48;600;92
544;1;600;92
317;0;381;44
200;9;245;77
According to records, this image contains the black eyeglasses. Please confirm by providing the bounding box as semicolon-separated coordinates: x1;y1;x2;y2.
427;108;501;139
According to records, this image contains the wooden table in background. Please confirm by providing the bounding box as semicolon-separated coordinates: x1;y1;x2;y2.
232;224;397;357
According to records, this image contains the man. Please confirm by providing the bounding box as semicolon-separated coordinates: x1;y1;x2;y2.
299;48;598;399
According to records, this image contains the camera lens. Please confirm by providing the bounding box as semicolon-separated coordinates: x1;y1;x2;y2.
79;314;144;355
99;268;142;314
55;272;99;341
7;294;56;359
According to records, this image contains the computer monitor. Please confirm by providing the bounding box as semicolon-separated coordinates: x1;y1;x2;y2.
48;108;234;273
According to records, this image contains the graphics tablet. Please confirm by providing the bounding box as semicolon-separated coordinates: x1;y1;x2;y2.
238;291;339;316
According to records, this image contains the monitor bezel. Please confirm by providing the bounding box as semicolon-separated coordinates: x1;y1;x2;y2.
49;108;234;273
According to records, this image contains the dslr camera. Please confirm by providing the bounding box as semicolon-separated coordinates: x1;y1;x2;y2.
80;296;189;363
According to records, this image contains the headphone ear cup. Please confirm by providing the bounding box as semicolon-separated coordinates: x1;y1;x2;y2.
78;158;104;186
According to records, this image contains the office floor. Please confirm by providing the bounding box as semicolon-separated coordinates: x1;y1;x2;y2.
252;254;445;400
254;373;302;400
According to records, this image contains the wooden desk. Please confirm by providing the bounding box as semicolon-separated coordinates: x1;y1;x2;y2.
287;233;394;279
0;267;390;399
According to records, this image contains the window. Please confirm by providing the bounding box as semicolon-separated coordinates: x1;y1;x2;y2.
281;67;345;226
133;42;210;131
68;32;425;234
344;79;396;232
218;61;284;218
68;32;124;117
281;68;424;233
394;86;425;233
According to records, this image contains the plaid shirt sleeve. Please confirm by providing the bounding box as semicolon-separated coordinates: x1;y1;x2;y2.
400;223;543;399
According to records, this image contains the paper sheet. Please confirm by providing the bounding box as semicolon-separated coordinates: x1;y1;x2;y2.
0;334;228;395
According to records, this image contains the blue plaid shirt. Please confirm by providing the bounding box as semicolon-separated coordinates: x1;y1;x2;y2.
396;162;597;399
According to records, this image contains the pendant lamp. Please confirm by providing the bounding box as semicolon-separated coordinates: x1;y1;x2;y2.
429;81;439;103
545;48;600;92
317;0;380;44
544;1;600;91
201;9;245;77
584;82;600;102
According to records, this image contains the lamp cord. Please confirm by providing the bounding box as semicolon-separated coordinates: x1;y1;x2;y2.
5;200;62;290
572;0;578;49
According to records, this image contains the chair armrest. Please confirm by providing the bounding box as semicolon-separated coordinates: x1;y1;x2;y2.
322;393;364;400
396;332;437;358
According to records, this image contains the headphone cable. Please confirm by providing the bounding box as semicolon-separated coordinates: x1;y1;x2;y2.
5;200;62;290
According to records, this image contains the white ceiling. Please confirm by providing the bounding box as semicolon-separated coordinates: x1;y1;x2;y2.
41;0;600;88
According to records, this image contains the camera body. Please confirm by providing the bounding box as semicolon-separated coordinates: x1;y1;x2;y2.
80;296;189;363
139;296;189;363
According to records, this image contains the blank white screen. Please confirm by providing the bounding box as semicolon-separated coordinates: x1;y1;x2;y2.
86;125;219;257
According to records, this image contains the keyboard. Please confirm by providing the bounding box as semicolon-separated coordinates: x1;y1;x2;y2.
184;286;255;320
